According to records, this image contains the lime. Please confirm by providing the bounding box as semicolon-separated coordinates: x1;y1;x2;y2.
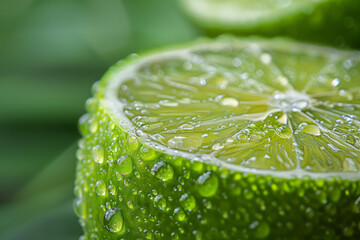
75;36;360;239
178;0;360;48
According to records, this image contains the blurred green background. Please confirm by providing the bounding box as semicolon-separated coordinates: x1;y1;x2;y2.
0;0;200;239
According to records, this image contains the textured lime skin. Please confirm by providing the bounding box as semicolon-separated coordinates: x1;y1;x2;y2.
179;0;360;48
75;102;360;239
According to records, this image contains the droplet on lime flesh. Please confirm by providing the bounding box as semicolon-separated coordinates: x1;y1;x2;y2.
95;180;107;196
92;145;104;164
116;155;133;175
197;172;219;197
180;193;197;211
152;161;174;181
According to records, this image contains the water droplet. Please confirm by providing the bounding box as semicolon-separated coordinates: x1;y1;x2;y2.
123;178;130;187
180;193;196;211
159;99;178;107
116;155;133;175
197;172;218;197
179;97;191;104
144;230;153;239
116;172;123;181
276;126;292;139
108;184;116;195
305;207;314;218
103;208;124;233
78;114;90;134
109;121;116;130
154;195;167;211
171;233;180;240
168;135;203;151
353;197;360;213
343;58;355;69
339;89;353;100
135;129;145;137
212;143;224;150
92;145;104;164
331;78;340;87
135;171;141;179
232;57;242;67
220;97;238;107
86;117;98;133
343;226;354;237
260;53;272;64
274;91;310;112
76;149;85;161
152;161;174;181
277;76;289;86
85;97;98;113
95;180;107;196
301;124;321;136
74;197;86;218
127;201;134;209
298;122;308;130
193;230;203;240
250;221;270;239
174;208;186;221
140;146;158;161
179;124;194;130
128;136;139;150
293;100;309;110
325;203;337;215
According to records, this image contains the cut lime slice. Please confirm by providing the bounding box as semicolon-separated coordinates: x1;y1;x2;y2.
75;37;360;239
178;0;360;47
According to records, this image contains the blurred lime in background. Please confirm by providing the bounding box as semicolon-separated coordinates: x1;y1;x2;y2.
179;0;360;48
0;0;200;239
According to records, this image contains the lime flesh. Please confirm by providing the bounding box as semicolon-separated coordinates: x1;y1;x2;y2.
75;37;360;239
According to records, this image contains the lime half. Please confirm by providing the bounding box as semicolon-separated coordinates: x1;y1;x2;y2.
75;37;360;239
178;0;360;47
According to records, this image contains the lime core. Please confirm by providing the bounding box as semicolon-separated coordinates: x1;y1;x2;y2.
75;38;360;239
